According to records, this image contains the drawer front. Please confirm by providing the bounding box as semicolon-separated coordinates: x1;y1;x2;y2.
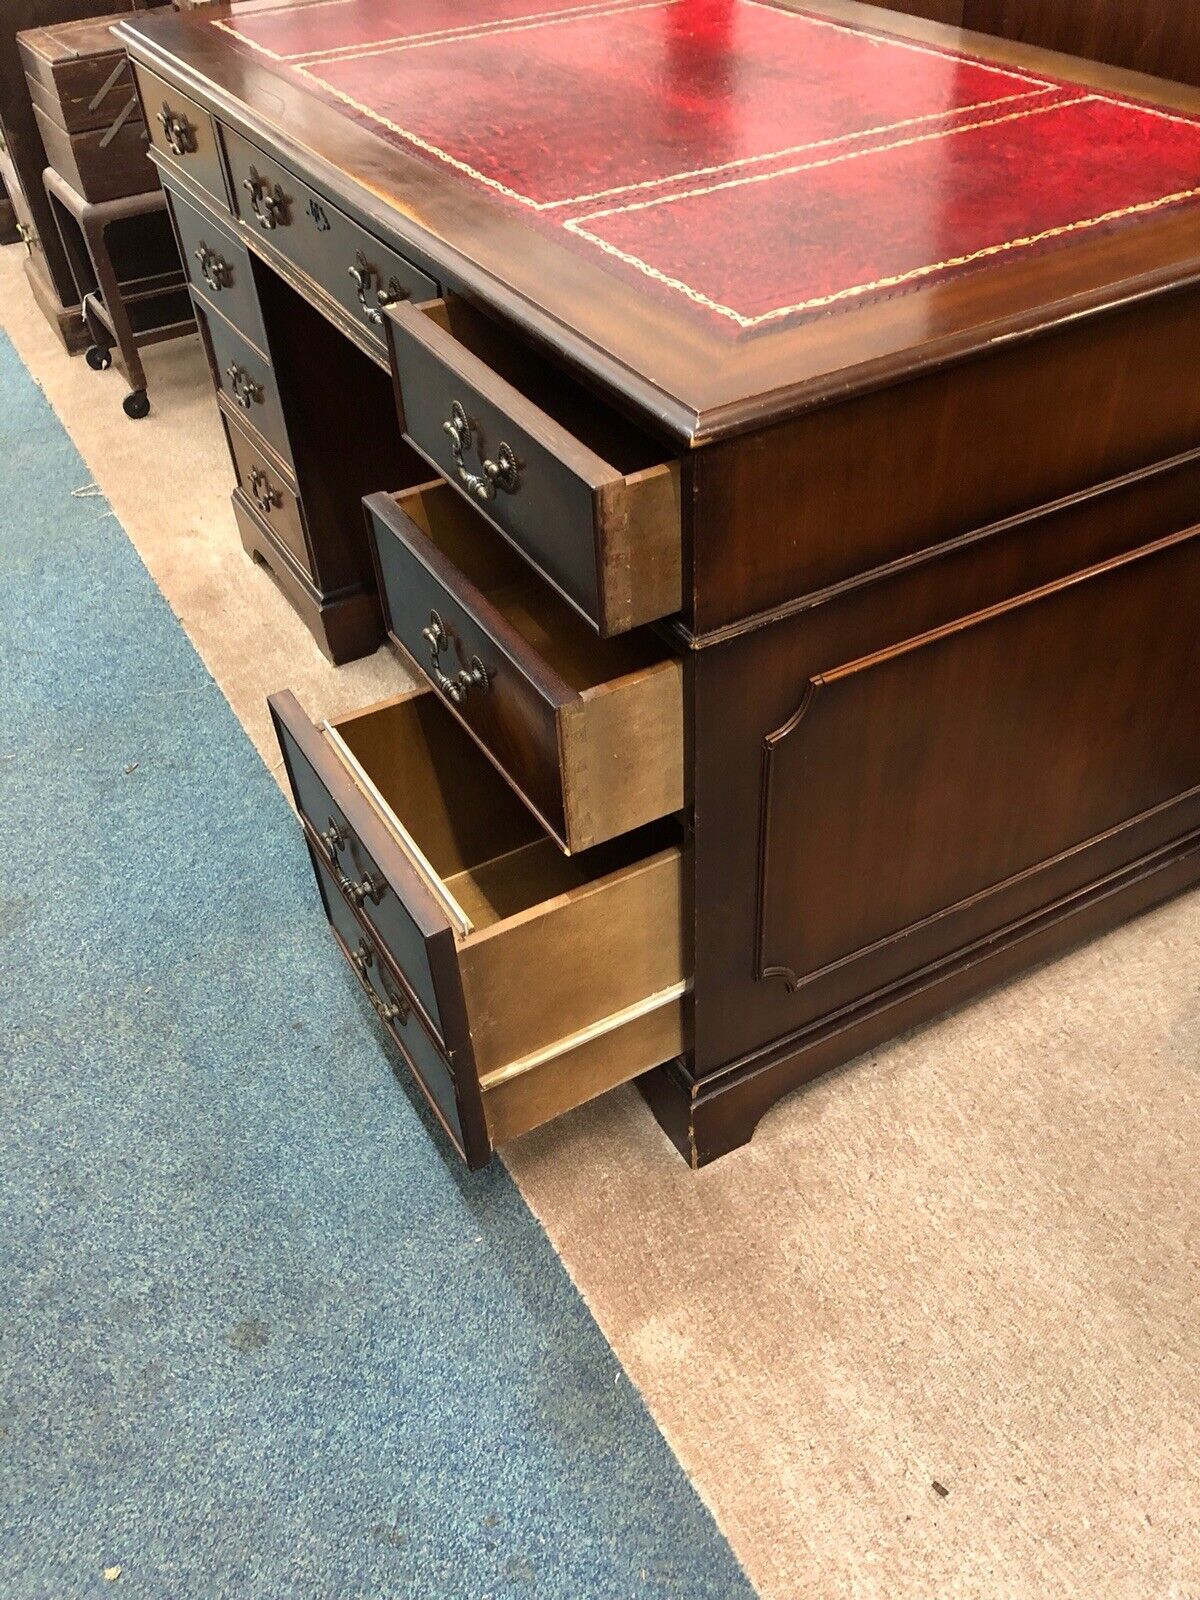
222;127;437;350
390;299;681;630
270;693;448;1046
136;65;229;212
1;144;38;242
308;842;475;1161
225;417;310;576
368;484;686;851
204;311;291;468
367;490;567;840
169;185;267;350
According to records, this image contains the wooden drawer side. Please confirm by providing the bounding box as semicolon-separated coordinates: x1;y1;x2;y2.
459;847;687;1079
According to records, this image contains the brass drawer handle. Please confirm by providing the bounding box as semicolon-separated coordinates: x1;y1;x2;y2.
194;242;231;293
157;103;196;157
348;250;406;326
442;400;520;503
421;610;487;705
319;815;383;907
248;466;280;517
349;939;410;1025
243;166;290;230
16;220;37;253
335;864;385;908
319;816;347;858
226;363;263;409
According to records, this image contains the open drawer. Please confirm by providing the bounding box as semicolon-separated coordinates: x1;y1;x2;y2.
366;481;684;853
270;686;689;1167
386;297;682;637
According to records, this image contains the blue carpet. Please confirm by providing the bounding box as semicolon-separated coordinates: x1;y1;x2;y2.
0;330;751;1600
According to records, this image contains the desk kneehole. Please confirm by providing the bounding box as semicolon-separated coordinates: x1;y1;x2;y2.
272;686;689;1162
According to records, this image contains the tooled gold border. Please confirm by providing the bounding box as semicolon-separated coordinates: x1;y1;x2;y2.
565;94;1200;328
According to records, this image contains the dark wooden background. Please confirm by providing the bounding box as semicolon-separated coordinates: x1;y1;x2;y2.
878;0;1200;86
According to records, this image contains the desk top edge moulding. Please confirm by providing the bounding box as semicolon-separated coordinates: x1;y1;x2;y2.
115;0;1200;444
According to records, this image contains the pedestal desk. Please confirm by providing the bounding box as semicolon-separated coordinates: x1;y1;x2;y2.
118;0;1200;1168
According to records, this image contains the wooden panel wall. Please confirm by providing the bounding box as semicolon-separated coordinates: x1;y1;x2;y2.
893;0;964;22
872;0;964;21
874;0;1200;87
967;2;1200;85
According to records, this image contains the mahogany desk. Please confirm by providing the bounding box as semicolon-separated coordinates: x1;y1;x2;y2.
118;0;1200;1168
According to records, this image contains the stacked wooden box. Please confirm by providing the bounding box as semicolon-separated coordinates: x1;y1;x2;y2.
20;14;157;203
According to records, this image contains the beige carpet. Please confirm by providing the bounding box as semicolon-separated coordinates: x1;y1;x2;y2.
4;241;1198;1600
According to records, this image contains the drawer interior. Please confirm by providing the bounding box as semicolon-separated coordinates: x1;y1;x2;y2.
397;484;671;691
327;692;687;1085
422;298;668;476
330;693;678;936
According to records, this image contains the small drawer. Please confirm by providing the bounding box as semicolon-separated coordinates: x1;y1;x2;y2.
270;687;688;1167
222;127;437;351
202;307;292;469
386;297;681;637
367;482;684;853
135;64;228;212
224;414;310;576
169;185;267;351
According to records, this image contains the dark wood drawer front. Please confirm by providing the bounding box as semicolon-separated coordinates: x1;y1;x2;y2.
367;484;684;853
369;489;565;839
270;693;446;1045
222;127;437;350
170;186;266;351
308;841;469;1158
205;312;291;468
225;418;309;576
387;299;681;637
136;65;228;212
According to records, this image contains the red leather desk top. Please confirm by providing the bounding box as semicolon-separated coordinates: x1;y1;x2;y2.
212;0;1200;337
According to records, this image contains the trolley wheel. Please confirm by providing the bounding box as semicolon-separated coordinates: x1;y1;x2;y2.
85;344;112;371
122;389;150;420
